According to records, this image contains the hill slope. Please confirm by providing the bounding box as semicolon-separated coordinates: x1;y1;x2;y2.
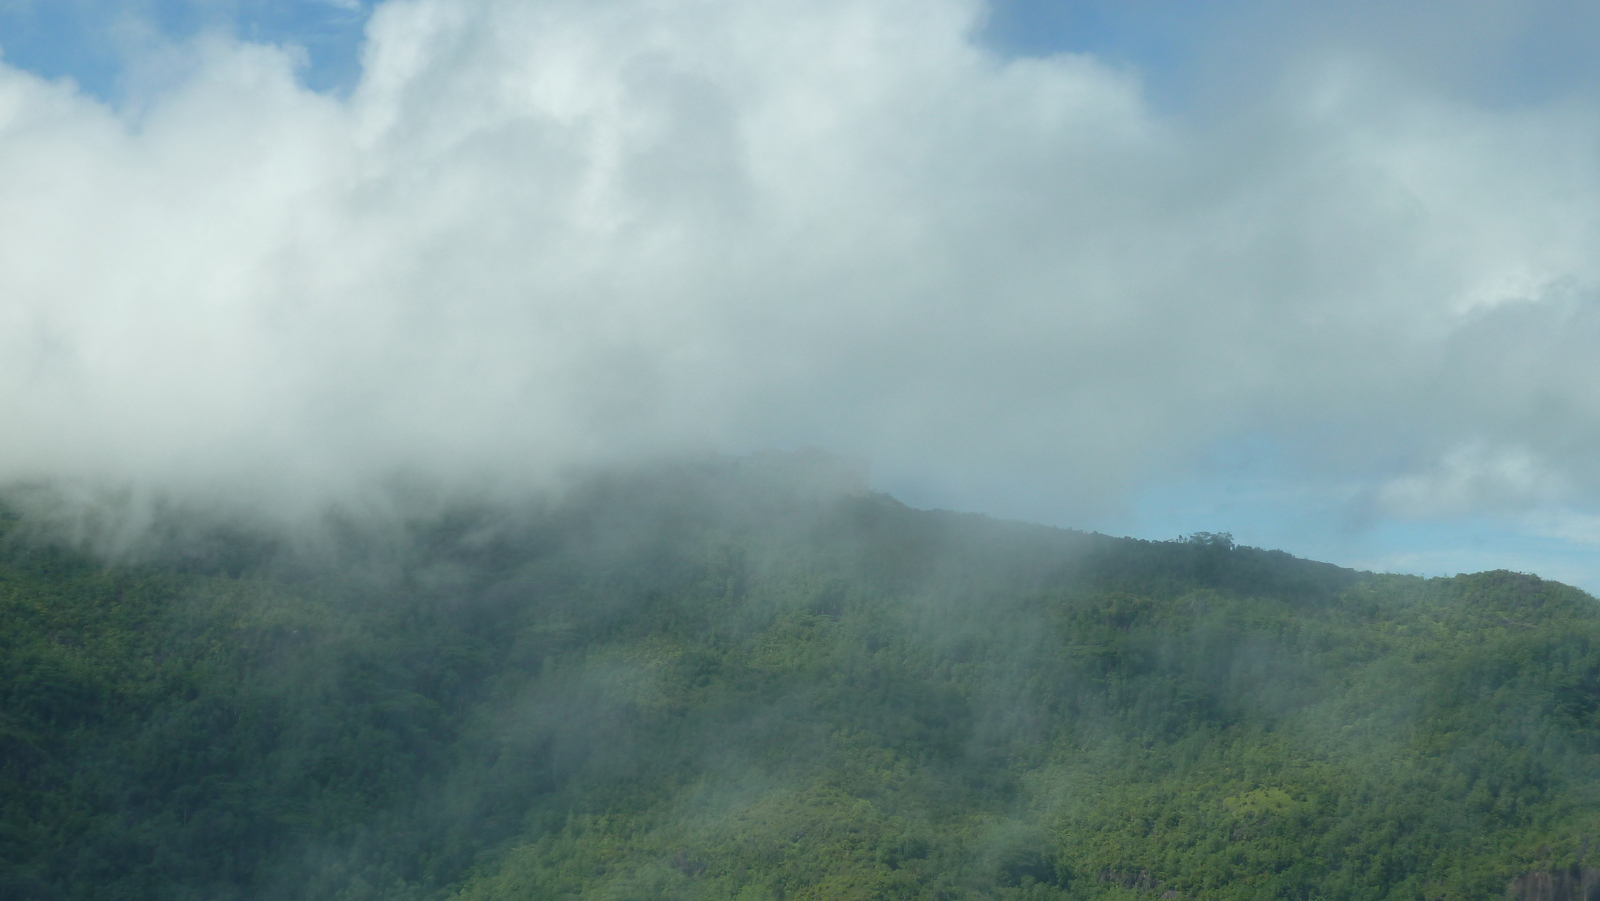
3;458;1599;900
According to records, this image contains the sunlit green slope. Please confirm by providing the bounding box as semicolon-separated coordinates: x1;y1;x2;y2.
3;458;1599;900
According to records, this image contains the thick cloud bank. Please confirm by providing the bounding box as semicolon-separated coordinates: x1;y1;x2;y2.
2;0;1599;528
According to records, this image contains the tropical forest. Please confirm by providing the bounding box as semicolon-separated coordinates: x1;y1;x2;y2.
4;453;1599;900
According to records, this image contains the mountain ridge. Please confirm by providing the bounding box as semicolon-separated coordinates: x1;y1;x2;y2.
2;459;1597;900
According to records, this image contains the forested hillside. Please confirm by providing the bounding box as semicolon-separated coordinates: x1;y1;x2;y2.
3;455;1600;900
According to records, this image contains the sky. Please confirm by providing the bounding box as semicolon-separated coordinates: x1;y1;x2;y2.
2;0;1600;590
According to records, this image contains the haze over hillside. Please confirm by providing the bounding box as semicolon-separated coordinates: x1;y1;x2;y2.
5;3;1600;898
3;0;1600;585
4;455;1600;900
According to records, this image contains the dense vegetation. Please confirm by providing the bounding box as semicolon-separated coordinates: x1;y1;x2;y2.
4;455;1600;900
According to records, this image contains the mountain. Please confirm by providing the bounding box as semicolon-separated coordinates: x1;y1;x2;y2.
3;454;1599;900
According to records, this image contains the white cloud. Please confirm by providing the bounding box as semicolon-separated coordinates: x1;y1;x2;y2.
2;0;1600;526
1373;444;1569;520
1525;509;1600;550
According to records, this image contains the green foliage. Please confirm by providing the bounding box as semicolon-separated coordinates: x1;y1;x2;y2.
3;464;1600;900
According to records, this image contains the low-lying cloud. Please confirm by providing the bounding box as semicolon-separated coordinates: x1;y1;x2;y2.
2;0;1599;528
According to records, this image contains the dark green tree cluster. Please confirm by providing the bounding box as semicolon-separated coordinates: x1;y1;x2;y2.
3;458;1599;900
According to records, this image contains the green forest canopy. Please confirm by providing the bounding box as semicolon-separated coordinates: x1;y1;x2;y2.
3;455;1600;900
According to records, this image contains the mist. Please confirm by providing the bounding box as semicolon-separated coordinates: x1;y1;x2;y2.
7;9;1600;895
2;0;1599;549
12;447;1592;899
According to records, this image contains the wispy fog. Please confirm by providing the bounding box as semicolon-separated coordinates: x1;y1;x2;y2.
3;0;1600;541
